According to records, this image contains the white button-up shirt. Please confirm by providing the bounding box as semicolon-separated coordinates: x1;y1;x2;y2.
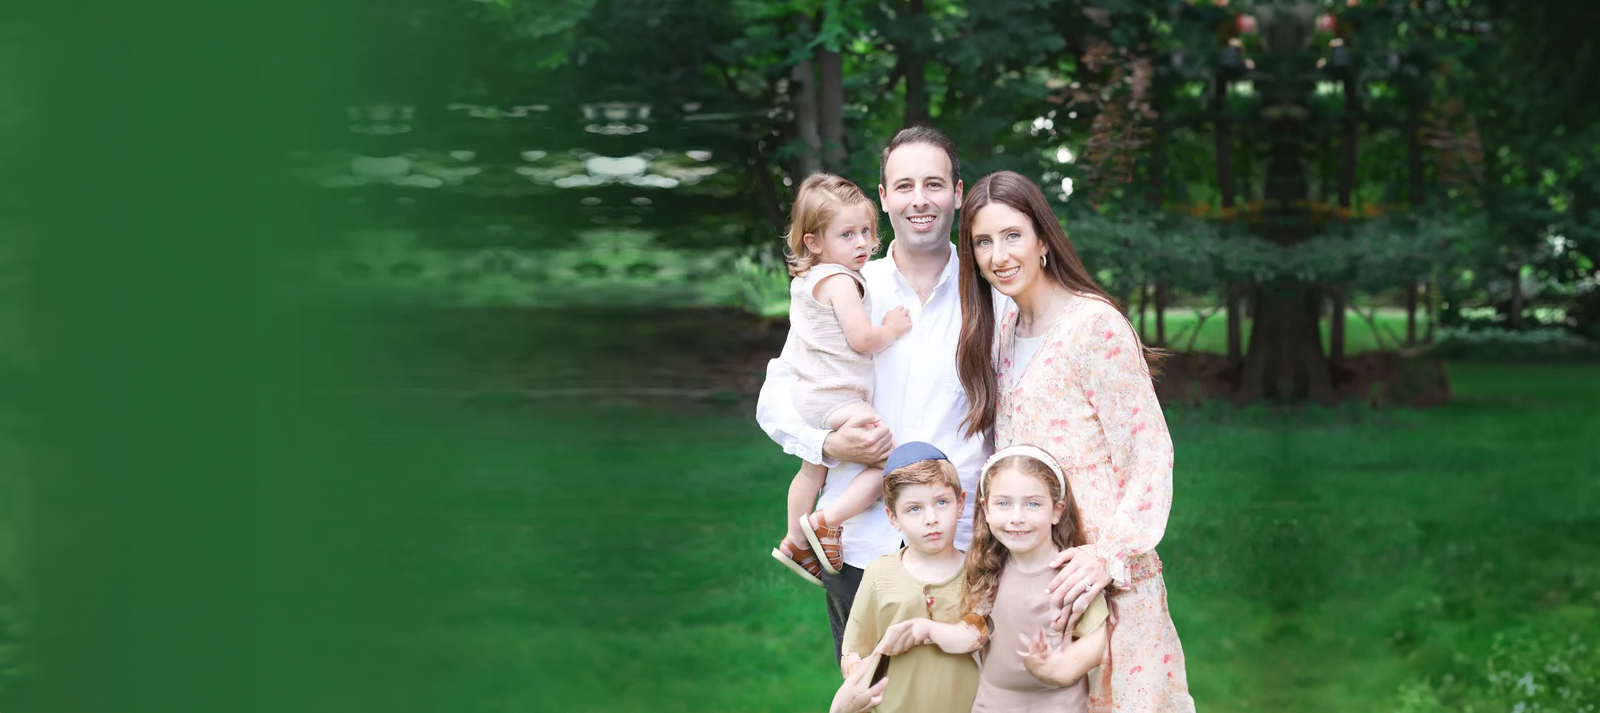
756;242;994;569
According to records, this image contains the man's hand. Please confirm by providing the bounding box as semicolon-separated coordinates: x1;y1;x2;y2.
830;652;889;713
822;411;892;465
1046;547;1110;634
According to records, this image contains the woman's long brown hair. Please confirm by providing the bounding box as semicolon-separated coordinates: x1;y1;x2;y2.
960;451;1086;632
955;170;1162;439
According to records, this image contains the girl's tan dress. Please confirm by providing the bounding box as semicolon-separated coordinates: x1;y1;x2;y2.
972;560;1108;712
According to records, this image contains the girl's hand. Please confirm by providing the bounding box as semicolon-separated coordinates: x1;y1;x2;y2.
839;651;863;679
883;305;912;338
1017;622;1111;688
1017;630;1064;686
1046;547;1110;633
873;618;933;657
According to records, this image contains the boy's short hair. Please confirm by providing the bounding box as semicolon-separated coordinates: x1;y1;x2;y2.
879;125;962;187
883;459;963;510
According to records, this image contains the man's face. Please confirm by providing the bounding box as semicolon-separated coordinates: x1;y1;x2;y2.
878;142;963;253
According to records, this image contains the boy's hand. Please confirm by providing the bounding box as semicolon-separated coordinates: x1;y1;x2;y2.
839;651;863;678
883;305;912;337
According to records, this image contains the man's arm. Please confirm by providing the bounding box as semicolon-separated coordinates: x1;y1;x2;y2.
755;339;837;467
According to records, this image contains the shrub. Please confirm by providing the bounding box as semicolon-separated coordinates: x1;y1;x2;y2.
1423;327;1600;361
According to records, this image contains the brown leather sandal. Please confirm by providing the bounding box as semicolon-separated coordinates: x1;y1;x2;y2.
800;511;844;575
771;538;824;587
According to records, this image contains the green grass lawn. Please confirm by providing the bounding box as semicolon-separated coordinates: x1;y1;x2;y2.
1133;307;1431;354
390;361;1599;712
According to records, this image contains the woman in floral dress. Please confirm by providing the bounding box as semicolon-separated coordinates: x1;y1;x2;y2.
953;171;1195;712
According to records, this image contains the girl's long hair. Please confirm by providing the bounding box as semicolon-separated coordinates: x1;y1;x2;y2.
960;449;1087;633
955;170;1162;439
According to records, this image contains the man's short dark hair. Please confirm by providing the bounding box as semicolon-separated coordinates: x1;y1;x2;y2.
879;125;961;188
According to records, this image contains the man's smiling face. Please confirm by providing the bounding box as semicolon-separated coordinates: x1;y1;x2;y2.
878;142;963;253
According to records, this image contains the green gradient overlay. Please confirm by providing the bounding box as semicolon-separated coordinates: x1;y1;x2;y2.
3;3;473;711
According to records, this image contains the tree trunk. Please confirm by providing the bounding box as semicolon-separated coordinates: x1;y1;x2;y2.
790;60;823;177
817;48;846;172
1405;281;1418;345
1408;79;1427;208
902;0;928;128
1136;280;1149;341
1339;78;1357;212
1329;74;1357;367
1213;79;1237;210
751;152;786;230
1154;282;1168;347
1424;279;1436;342
1227;286;1243;362
1236;107;1336;405
1215;79;1243;365
1329;288;1346;364
1509;265;1525;329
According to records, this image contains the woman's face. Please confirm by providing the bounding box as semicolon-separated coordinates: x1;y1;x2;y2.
982;467;1065;558
969;202;1049;299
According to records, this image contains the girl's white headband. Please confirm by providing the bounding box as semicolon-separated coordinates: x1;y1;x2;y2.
979;444;1067;499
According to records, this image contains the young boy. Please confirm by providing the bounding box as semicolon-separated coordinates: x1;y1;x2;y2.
839;442;979;713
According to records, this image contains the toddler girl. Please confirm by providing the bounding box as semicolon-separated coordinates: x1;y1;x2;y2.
771;173;911;585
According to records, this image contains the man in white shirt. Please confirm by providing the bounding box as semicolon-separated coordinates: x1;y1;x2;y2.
756;126;990;660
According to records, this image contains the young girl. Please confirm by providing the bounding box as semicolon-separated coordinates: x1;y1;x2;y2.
872;445;1109;713
838;442;978;713
771;173;912;585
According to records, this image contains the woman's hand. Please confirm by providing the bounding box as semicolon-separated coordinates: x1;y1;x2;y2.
830;652;889;713
1046;547;1110;633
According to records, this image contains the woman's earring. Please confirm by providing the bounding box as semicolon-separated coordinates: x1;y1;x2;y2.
1041;254;1048;268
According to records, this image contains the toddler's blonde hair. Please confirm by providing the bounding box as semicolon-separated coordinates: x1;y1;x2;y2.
783;173;879;277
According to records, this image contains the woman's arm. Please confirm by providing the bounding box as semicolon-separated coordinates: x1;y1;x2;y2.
1077;307;1175;588
755;334;838;467
816;274;910;355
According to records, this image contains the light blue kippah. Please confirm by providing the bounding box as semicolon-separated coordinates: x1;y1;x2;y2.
884;441;949;474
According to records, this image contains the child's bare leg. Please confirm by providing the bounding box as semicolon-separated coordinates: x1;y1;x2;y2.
821;465;884;525
818;400;889;524
788;461;827;546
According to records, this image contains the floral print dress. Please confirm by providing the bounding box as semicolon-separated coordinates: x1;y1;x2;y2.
994;292;1196;713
